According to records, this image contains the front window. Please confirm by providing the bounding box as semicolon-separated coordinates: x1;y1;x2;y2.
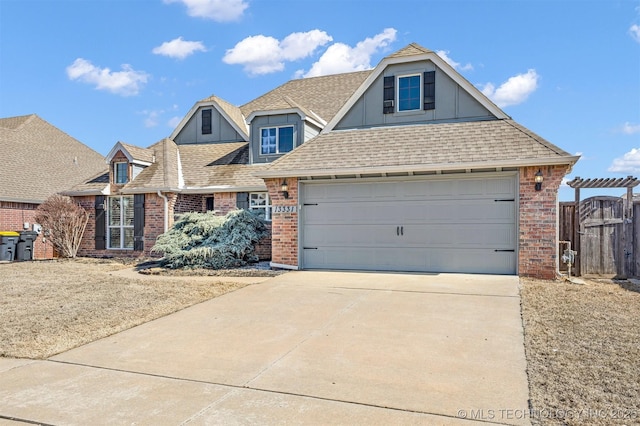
108;196;134;249
250;192;271;221
398;74;421;111
114;162;128;184
261;126;294;155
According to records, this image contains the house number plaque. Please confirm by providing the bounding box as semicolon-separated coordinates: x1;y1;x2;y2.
273;205;297;213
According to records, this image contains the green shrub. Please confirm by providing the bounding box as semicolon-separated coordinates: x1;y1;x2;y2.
151;209;268;269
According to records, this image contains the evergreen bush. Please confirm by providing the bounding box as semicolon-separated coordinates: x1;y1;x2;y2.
151;209;268;269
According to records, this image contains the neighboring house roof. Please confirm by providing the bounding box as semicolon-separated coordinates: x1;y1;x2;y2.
240;70;372;124
258;120;579;178
0;114;107;203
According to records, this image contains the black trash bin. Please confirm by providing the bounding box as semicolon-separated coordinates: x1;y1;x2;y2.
16;231;38;261
0;231;20;261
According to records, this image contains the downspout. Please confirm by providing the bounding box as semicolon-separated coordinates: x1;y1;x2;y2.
157;191;169;232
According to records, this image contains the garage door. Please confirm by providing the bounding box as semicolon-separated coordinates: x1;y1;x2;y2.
300;174;517;274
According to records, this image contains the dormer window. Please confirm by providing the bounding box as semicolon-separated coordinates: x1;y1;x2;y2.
261;126;294;155
114;162;128;184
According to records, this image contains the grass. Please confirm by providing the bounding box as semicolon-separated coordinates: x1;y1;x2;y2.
0;258;253;359
520;277;640;425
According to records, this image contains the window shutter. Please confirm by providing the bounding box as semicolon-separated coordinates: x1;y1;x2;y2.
95;196;106;250
423;71;435;110
133;194;145;251
236;192;249;210
206;196;214;211
383;76;395;114
202;109;212;134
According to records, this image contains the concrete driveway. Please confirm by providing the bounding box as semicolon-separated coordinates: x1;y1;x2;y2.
0;271;530;425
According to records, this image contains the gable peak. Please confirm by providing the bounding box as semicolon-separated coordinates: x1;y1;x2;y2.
385;43;433;59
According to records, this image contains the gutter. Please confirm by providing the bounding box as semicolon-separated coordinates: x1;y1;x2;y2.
255;156;581;179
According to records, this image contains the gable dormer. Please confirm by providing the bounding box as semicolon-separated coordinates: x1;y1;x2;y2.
170;96;249;145
246;97;326;164
105;142;154;187
327;43;509;132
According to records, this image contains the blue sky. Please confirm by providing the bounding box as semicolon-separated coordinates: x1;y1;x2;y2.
1;0;639;201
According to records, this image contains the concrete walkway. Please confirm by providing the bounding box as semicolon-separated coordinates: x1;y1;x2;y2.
0;272;530;425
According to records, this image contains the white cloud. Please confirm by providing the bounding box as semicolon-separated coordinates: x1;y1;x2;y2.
630;24;640;43
152;37;206;60
480;69;539;108
609;148;640;173
436;50;473;72
164;0;248;22
223;30;333;75
302;28;397;78
66;58;149;96
620;122;640;134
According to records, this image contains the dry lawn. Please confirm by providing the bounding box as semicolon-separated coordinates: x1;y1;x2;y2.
521;277;640;426
0;258;254;359
2;259;639;425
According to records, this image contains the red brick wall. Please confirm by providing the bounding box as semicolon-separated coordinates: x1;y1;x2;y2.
265;178;298;267
518;165;570;279
175;194;205;215
74;191;272;261
214;192;237;215
0;201;55;259
75;193;177;259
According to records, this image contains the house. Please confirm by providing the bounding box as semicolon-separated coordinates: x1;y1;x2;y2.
0;114;107;259
67;43;578;279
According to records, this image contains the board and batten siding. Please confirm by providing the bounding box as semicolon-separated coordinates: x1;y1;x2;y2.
335;60;495;130
249;113;301;164
173;106;245;145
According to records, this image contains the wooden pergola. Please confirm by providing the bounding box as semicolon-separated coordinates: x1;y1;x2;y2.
566;176;640;276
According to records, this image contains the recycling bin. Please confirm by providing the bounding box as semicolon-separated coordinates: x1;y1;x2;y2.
16;231;39;261
0;231;20;261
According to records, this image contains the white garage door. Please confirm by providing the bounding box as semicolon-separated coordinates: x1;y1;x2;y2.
300;174;517;274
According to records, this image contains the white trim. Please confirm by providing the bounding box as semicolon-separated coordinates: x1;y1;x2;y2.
323;51;509;133
169;100;249;141
247;108;326;129
396;73;422;112
269;262;299;270
259;125;295;156
106;195;135;250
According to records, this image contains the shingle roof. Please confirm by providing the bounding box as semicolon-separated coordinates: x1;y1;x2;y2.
385;42;433;58
259;119;576;177
178;143;266;190
0;114;107;203
118;142;155;163
240;70;372;123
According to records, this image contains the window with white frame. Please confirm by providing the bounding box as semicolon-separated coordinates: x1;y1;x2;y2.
114;162;128;184
397;74;422;112
260;126;294;155
107;196;134;249
249;192;271;221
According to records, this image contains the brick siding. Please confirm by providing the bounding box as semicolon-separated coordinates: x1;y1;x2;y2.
74;191;272;261
518;165;570;279
265;178;298;267
0;201;55;259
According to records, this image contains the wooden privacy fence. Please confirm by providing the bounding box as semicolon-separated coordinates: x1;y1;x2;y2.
559;176;640;278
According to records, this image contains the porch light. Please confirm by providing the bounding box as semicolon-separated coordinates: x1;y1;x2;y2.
535;169;544;191
281;180;289;199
